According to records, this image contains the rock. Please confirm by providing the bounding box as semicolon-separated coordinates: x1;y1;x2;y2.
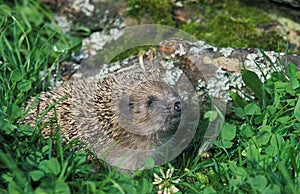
45;0;124;33
75;39;300;102
61;39;300;89
272;0;300;8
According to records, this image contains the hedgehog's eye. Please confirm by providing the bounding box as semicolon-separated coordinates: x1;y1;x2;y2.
147;100;153;107
174;101;181;112
128;101;134;109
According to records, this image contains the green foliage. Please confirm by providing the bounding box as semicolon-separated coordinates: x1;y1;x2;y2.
164;52;299;193
214;57;300;192
0;2;154;193
215;123;236;148
0;122;153;193
241;70;263;99
0;1;81;128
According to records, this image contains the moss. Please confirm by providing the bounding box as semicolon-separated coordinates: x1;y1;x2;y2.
180;0;286;51
126;0;174;25
125;0;287;52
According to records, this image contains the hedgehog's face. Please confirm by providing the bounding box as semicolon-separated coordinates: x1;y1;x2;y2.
117;81;182;136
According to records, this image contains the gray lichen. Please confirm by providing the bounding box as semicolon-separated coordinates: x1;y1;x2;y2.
206;67;231;101
244;50;284;82
174;43;187;56
53;15;71;33
81;28;124;56
72;0;95;17
220;47;234;57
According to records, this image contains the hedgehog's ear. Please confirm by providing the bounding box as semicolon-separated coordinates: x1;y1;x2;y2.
118;95;134;119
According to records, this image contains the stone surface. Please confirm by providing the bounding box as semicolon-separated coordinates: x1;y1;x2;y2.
272;0;300;8
75;39;300;103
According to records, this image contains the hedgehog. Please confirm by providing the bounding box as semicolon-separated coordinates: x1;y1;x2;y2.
23;64;183;170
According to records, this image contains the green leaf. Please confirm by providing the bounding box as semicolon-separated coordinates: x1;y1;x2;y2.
267;105;276;116
229;91;247;108
265;144;277;157
48;158;61;176
263;185;281;194
287;63;299;89
203;186;217;194
214;140;222;148
8;182;23;194
39;161;50;174
255;131;271;146
287;63;297;77
204;110;218;122
254;113;265;124
221;140;233;148
7;103;21;121
19;125;35;136
31;170;45;181
244;102;261;115
39;158;61;175
17;80;32;92
294;98;300;122
137;178;153;194
289;79;299;90
277;116;290;123
54;181;70;194
0;118;15;134
221;124;236;140
285;83;296;96
235;107;245;119
11;71;24;82
270;134;284;150
260;125;271;132
249;175;267;192
240;124;254;138
228;161;247;177
34;187;50;194
1;172;13;183
296;71;300;79
242;69;262;99
274;81;288;92
246;144;260;162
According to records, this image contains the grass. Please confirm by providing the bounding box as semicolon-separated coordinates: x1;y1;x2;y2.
0;0;300;194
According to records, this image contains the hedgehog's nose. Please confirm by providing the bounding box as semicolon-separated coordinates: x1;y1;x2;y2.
173;101;181;112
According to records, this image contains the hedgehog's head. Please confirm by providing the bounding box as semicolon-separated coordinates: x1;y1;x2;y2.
117;80;182;138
